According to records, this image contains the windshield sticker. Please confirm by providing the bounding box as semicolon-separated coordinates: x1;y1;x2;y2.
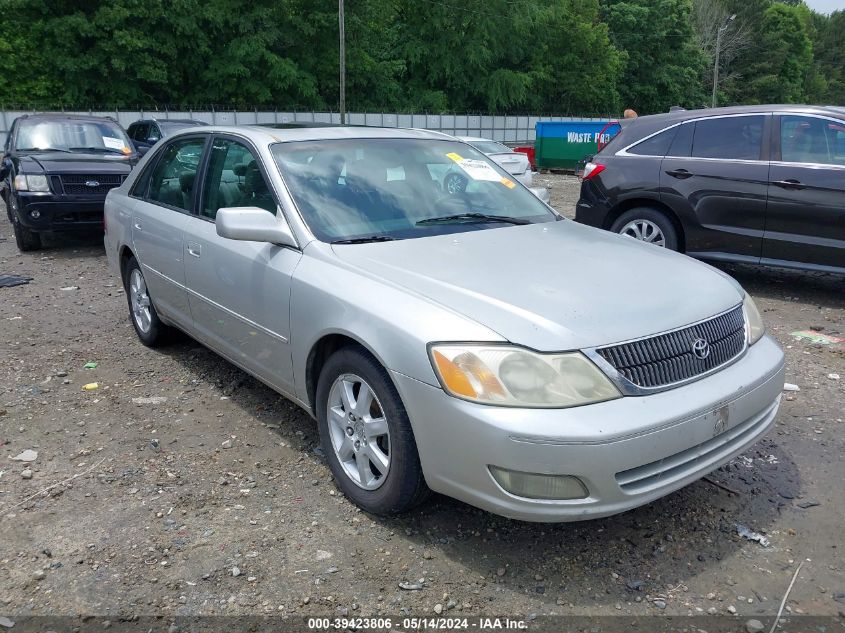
446;153;502;182
102;136;125;151
500;177;516;189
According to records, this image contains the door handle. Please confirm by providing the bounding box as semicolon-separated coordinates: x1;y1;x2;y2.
665;169;693;179
772;179;805;190
186;242;202;258
133;221;143;231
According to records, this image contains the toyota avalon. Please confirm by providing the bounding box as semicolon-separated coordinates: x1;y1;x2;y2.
104;125;785;521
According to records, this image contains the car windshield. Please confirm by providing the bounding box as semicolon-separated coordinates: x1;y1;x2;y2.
14;119;132;154
469;140;511;154
271;138;556;243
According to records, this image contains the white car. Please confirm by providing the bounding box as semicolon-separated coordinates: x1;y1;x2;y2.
459;137;534;187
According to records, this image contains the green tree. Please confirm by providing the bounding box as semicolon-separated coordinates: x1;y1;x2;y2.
738;3;813;103
602;0;707;114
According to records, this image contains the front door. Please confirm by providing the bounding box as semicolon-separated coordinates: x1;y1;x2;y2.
131;135;207;329
183;135;301;393
763;113;845;271
660;114;770;262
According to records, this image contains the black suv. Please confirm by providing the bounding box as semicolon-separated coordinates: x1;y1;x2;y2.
0;113;138;251
126;118;206;153
576;105;845;274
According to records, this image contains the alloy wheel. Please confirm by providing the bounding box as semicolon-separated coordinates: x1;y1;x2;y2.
619;219;666;247
129;269;152;333
327;373;391;490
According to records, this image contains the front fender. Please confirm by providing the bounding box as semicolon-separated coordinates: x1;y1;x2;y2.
289;244;505;405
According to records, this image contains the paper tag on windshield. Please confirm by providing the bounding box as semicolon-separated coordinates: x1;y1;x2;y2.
500;177;516;189
447;153;502;182
102;136;125;150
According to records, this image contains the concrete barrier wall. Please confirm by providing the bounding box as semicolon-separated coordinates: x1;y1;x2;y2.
0;109;604;147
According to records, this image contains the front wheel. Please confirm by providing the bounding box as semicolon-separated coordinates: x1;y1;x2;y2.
610;207;679;251
11;216;41;252
316;346;429;515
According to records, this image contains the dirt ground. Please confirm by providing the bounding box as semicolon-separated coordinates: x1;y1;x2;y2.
1;176;844;624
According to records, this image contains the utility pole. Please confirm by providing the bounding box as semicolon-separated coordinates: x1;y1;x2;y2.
711;14;736;108
339;0;346;125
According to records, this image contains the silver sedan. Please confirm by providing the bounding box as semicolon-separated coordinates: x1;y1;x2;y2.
104;125;784;522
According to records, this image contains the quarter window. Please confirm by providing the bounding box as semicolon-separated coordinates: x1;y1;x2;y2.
780;115;845;166
628;127;677;156
200;138;275;220
691;116;764;160
147;137;206;212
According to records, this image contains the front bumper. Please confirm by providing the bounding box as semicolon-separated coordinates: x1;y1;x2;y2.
14;192;107;231
393;334;785;522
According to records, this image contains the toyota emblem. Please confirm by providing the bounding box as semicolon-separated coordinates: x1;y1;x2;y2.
691;337;710;360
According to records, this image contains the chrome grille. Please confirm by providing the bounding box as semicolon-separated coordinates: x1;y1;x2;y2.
60;174;124;195
596;306;745;389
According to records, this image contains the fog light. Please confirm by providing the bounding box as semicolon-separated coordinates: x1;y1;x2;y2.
489;466;588;500
29;210;41;219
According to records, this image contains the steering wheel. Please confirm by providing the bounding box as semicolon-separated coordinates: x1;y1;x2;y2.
443;172;468;195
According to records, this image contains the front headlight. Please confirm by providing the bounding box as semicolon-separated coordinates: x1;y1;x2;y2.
743;294;765;345
13;174;50;192
429;344;621;407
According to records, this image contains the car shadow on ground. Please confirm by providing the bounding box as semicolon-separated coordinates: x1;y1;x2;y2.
153;329;801;610
715;262;845;309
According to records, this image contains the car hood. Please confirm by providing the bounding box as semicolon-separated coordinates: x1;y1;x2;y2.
23;153;134;174
331;221;744;351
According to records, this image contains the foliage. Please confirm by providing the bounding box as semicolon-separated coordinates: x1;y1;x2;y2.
0;0;841;114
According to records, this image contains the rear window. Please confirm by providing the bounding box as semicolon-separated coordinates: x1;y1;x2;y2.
597;127;631;155
691;116;764;160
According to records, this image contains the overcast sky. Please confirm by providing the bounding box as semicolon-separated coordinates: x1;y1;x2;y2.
804;0;844;14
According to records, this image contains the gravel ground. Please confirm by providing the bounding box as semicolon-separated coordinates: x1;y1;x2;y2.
1;178;844;622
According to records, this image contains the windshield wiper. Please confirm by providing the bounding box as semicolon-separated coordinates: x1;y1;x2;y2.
331;235;397;245
416;212;530;226
17;147;74;153
69;146;126;154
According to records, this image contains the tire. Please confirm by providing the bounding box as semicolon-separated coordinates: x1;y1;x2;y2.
610;207;679;251
11;204;42;251
316;346;430;515
123;256;170;347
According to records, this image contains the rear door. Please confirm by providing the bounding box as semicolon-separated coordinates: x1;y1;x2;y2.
763;113;845;271
183;135;301;393
660;114;770;262
130;135;208;329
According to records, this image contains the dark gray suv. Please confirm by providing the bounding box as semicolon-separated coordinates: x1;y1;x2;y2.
576;105;845;274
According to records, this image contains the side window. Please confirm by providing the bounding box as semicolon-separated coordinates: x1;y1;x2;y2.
628;126;678;156
780;115;845;166
130;159;154;198
667;122;693;157
691;116;764;161
200;138;275;220
147;137;205;212
147;124;161;143
130;123;147;142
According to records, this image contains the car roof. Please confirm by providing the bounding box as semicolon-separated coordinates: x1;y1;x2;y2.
625;104;845;139
134;118;206;125
168;125;455;144
18;113;120;124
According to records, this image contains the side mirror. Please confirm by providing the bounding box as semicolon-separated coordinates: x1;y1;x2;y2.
0;156;10;181
137;145;150;157
216;206;297;248
529;186;550;204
